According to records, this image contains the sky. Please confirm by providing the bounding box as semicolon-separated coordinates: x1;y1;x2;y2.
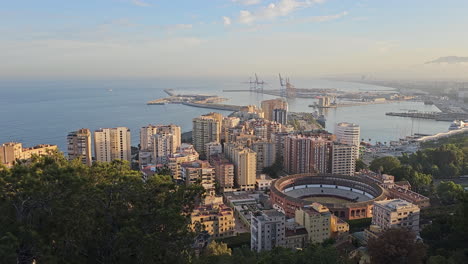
1;0;468;80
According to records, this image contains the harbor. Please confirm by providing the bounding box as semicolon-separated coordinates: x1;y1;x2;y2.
147;89;243;111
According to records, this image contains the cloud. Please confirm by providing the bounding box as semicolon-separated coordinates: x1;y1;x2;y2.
169;24;193;30
237;0;325;24
425;56;468;64
223;16;232;25
300;11;348;23
232;0;263;5
375;41;399;53
131;0;151;7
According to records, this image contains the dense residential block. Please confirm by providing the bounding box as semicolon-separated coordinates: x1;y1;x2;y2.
0;142;58;167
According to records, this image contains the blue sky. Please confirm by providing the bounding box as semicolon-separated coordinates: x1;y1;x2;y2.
1;0;468;79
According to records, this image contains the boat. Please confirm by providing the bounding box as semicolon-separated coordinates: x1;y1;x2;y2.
448;120;467;130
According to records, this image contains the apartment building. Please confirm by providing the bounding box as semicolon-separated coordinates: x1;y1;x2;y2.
0;142;58;167
192;113;222;157
94;127;131;162
372;199;420;234
67;128;93;166
251;210;286;252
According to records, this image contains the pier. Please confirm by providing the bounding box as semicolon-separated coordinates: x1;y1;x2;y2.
385;111;468;121
147;89;243;112
385;112;438;119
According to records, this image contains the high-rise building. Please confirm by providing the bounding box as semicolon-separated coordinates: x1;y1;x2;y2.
67;128;92;166
331;143;357;176
0;142;57;167
153;132;179;163
192;113;222;157
211;154;235;191
251;210;286;252
261;99;288;121
283;135;332;174
372;199;420;234
224;143;257;190
205;142;223;163
140;124;181;151
94;127;131;162
273;109;288;125
335;122;360;158
251;141;276;172
221;117;241;143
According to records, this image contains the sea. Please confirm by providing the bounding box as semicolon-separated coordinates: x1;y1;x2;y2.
0;78;451;151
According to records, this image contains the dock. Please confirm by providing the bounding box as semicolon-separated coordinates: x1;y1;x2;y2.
147;89;243;112
385;111;468;121
386;112;437;119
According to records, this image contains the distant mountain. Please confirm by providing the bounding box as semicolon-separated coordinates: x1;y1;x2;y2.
425;56;468;64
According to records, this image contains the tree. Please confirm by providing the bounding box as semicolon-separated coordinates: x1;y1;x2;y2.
367;228;426;264
355;159;368;172
0;153;204;264
369;156;401;174
204;241;232;256
437;181;464;205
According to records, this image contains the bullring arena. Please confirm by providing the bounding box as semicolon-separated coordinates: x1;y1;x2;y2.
270;173;387;220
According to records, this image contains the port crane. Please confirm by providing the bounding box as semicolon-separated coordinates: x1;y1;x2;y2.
243;73;266;92
279;73;297;98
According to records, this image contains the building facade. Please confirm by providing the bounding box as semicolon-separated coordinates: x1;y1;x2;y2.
181;160;216;195
67;128;93;166
224;143;257;190
191;203;235;239
335;122;360;159
261;99;288;121
94;127;131;162
251;141;276;172
0;142;58;167
251;210;286;252
139;124;181;151
283;135;332;174
192;113;222;157
272;109;288;125
211;154;235;190
331;143;357;176
372;199;420;233
295;204;331;244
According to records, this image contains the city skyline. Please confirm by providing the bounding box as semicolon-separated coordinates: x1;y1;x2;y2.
2;0;468;79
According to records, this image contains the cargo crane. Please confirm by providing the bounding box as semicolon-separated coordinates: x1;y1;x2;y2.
243;73;265;92
279;73;296;98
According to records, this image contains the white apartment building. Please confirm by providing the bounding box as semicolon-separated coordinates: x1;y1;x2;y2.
335;122;360;158
251;210;286;252
192;113;222;157
94;127;131;162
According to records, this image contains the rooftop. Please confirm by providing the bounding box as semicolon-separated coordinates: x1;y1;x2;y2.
375;199;418;210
